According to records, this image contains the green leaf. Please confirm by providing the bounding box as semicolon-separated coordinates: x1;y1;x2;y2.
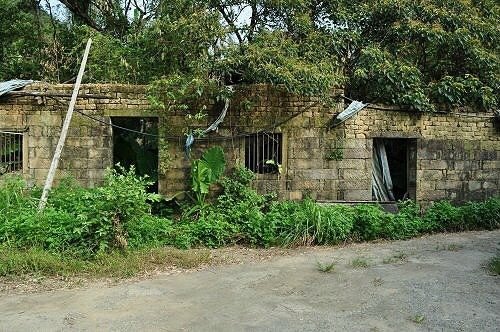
191;159;211;195
201;146;225;183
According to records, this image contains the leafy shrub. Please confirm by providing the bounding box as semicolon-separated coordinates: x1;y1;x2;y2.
420;198;500;233
422;201;464;232
0;167;166;257
461;197;500;231
353;201;424;240
47;166;161;255
216;166;272;246
352;205;387;241
126;215;175;249
174;213;239;249
382;200;423;240
217;166;263;211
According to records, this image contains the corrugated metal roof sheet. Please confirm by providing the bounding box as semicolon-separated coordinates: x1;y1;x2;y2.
0;79;34;97
331;100;367;127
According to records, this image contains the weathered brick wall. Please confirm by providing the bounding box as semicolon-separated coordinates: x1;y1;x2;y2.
1;83;498;204
159;86;499;204
157;85;345;199
0;83;150;186
344;110;499;203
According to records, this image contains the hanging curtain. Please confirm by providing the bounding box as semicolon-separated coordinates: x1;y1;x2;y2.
372;139;395;201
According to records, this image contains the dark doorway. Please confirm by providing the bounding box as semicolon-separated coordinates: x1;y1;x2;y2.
111;117;158;193
372;138;417;201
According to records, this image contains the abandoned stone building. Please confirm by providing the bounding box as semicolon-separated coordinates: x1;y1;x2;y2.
1;83;499;205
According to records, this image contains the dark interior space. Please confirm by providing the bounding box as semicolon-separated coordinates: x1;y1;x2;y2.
111;117;158;193
383;138;408;201
373;137;417;202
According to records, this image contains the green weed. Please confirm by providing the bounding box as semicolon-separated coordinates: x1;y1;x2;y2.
383;252;408;264
316;260;335;273
351;257;370;268
409;314;426;324
435;244;464;252
485;255;500;276
372;277;384;286
445;244;463;252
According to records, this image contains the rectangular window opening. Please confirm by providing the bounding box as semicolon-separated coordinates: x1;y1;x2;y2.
0;131;23;175
372;138;417;201
245;132;282;174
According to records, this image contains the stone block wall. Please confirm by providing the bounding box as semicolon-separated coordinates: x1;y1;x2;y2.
344;109;499;203
1;83;498;204
159;85;499;204
0;83;150;186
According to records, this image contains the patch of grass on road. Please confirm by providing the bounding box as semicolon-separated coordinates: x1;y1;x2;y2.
486;255;500;276
382;251;408;264
372;277;384;286
316;260;335;273
351;257;370;268
435;244;464;252
409;314;426;324
0;246;211;279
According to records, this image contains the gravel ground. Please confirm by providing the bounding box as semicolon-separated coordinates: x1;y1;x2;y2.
0;230;499;331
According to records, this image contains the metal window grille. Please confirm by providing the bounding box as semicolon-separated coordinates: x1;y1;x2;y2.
245;132;282;174
0;131;23;175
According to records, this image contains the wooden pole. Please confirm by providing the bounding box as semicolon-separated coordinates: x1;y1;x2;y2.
38;38;92;211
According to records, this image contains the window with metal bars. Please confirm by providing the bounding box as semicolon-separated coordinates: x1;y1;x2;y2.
0;131;23;175
245;132;282;174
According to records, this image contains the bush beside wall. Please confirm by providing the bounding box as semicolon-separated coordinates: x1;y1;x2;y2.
0;169;499;257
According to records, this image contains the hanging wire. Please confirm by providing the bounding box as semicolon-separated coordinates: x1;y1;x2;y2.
24;92;493;145
74;109;160;137
341;95;497;118
44;93;320;141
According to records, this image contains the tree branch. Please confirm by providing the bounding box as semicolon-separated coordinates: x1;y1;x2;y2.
58;0;103;32
216;4;244;47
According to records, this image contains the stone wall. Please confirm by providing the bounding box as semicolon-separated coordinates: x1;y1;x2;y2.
161;85;498;204
345;110;499;203
0;83;498;204
0;83;150;186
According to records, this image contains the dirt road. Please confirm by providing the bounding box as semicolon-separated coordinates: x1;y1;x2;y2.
1;231;499;331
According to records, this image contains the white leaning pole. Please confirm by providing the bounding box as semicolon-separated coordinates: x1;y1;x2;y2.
38;38;92;211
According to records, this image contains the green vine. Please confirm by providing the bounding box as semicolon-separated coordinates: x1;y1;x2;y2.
158;137;171;175
148;75;234;172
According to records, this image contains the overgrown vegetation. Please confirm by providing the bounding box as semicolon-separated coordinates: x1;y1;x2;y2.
1;0;498;110
1;160;499;277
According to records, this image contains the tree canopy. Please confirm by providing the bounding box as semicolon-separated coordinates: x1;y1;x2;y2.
1;0;498;110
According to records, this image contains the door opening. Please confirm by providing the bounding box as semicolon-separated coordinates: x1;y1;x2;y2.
111;117;158;193
372;138;417;201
